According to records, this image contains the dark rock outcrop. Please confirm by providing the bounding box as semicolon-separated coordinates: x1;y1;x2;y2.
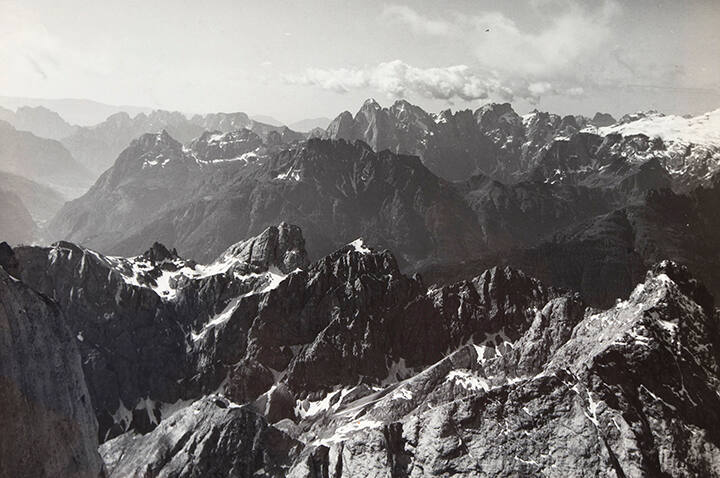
0;265;103;477
591;112;617;127
424;178;720;309
12;224;310;441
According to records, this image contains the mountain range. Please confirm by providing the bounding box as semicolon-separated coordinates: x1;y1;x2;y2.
0;95;152;126
0;120;95;197
43;100;720;300
3;96;720;476
3;223;720;476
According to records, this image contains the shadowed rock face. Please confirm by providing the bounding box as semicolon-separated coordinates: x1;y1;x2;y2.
49;137;485;265
0;262;103;478
9;222;720;476
423;178;720;309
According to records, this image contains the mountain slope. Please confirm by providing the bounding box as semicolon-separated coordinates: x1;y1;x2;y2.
457;173;619;251
0;189;36;244
425;178;720;308
62;110;206;175
593;108;720;192
49;136;485;265
102;258;720;477
13;224;307;440
0;171;66;223
0;120;94;197
0;254;103;477
0;105;77;139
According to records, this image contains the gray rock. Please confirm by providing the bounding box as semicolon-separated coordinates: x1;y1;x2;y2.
0;266;103;478
100;397;299;478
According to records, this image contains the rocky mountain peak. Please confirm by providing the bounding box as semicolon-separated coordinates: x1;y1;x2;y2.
324;111;354;140
618;110;663;125
131;129;180;151
189;128;263;163
110;129;187;173
191;111;254;136
104;111;133;126
592;111;616;127
141;241;179;264
361;97;381;111
217;222;309;274
9;215;720;476
475;102;522;128
650;260;715;313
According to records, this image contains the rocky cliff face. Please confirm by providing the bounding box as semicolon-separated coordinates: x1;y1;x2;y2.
9;225;720;476
0;253;103;478
324;99;588;183
13;223;308;441
325;100;720;197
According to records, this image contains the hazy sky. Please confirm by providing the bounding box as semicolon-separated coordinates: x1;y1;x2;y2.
1;0;719;122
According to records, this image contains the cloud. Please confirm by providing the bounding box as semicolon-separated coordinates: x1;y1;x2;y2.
0;2;111;93
284;60;589;103
288;2;620;104
380;2;621;80
381;5;452;36
285;61;497;101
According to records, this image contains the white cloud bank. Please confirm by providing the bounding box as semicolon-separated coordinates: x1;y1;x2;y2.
288;1;620;103
285;61;584;103
287;61;504;101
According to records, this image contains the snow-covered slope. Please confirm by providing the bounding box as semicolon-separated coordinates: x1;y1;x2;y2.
586;109;720;189
598;109;720;145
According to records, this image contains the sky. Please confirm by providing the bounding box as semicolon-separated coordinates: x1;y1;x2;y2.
1;0;719;123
